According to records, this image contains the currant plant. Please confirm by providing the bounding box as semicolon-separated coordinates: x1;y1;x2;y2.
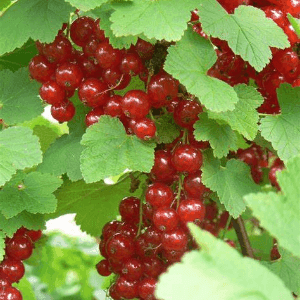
0;0;300;299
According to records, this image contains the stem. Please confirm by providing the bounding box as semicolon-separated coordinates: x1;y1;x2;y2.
232;216;254;258
137;185;147;237
174;174;184;209
221;215;232;240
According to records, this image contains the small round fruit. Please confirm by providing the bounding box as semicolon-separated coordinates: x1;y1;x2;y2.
153;207;179;232
119;197;140;224
95;41;122;69
85;106;104;127
138;278;157;300
106;233;135;261
96;259;111;277
133;118;156;140
121;258;144;281
0;258;25;283
39;81;65;106
183;171;208;199
6;235;33;261
70;16;96;47
29;55;55;83
51;100;75;123
115;276;139;299
162;228;188;251
177;199;206;225
55;63;83;90
145;182;174;208
0;287;22;300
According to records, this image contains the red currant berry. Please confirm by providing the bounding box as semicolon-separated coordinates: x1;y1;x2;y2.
205;203;218;221
0;287;22;300
109;283;122;300
162;248;186;263
70;16;96;47
43;35;72;64
177;199;206;225
39;81;65;106
96;259;111;276
78;78;110;107
6;235;33;260
55;63;83;90
173;100;202;128
76;53;103;78
29;55;55;83
119;197;140;224
143;256;164;278
51;100;75;123
183;170;208;199
115;276;139;299
0;278;10;289
138;278;157;300
94;19;106;42
106;233;135;261
263;6;288;28
104;95;123;117
270;245;281;260
269;164;284;190
135;38;155;60
83;36;99;57
26;230;42;242
172;144;203;173
153;207;179;232
95;41;122;69
133;118;156;140
121;90;150;120
145;182;174;208
120;52;143;75
102;220;122;241
121;258;144;281
0;258;25;283
85;106;104;127
162;228;188;251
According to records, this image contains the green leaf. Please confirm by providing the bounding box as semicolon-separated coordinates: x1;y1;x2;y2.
164;28;239;112
0;231;5;261
65;0;108;11
0;171;62;218
208;84;264;140
156;224;293;300
0;211;45;237
0;0;11;11
261;248;300;295
260;84;300;163
0;127;42;187
0;0;74;55
14;277;36;300
249;231;274;261
110;0;197;41
198;1;289;71
80;116;155;183
245;155;300;258
287;13;300;37
0;68;43;124
194;113;241;158
155;113;181;144
51;174;145;236
114;75;145;96
201;151;260;218
91;6;137;49
38;133;83;181
0;39;37;71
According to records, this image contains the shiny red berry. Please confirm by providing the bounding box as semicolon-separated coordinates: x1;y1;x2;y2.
39;81;65;106
104;95;123;117
0;258;25;283
55;62;83;90
6;235;33;260
162;228;188;251
133;118;156;140
115;276;139;299
177;199;206;225
153;207;179;232
121;258;144;281
0;287;22;300
70;16;96;47
119;197;140;224
51;100;75;123
183;170;208;199
106;233;135;261
145;182;174;208
85;106;104;127
96;259;112;276
95;41;122;69
138;278;157;300
173;100;202;128
29;55;55;83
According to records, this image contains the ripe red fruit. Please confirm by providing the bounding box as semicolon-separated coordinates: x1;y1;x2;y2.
78;78;110;107
177;199;206;225
183;170;208;199
0;278;10;289
94;19;106;42
162;248;186;263
153;207;179;232
39;81;65;106
121;90;150;120
0;258;25;283
119;197;140;224
269;164;284;190
173;100;202;128
103;67;131;90
143;256;164;278
43;35;73;64
0;287;22;300
85;106;104;127
95;41;122;69
133;118;156;140
29;55;55;83
115;277;139;299
70;16;96;47
263;6;287;28
96;259;112;276
121;258;144;281
76;53;103;78
148;72;179;108
162;228;188;251
104;95;123;117
135;38;155;60
205;203;218;221
109;283;122;300
120;52;143;75
106;233;135;261
51;100;75;123
172;144;203;173
55;62;83;90
102;220;122;241
26;230;42;242
145;182;174;208
6;235;33;260
138;278;157;300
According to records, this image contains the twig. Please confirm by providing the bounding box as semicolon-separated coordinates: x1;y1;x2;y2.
232;216;254;258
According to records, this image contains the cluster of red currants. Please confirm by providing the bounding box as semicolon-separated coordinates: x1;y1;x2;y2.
0;227;42;300
193;0;300;115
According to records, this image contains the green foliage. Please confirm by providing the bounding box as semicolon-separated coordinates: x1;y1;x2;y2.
208;85;264;140
155;113;181;144
0;171;62;218
0;68;43;124
287;14;300;37
245;155;300;258
114;75;146;96
260;84;300;163
51;174;145;236
65;0;108;11
201;151;260;218
0;231;5;261
261;248;300;295
80;116;155;183
194;113;242;158
164;29;239;112
0;0;75;55
14;277;36;300
38;133;83;181
0;39;37;71
110;0;197;41
249;231;273;261
198;0;289;71
0;126;42;186
156;224;293;300
0;0;12;11
91;5;138;49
